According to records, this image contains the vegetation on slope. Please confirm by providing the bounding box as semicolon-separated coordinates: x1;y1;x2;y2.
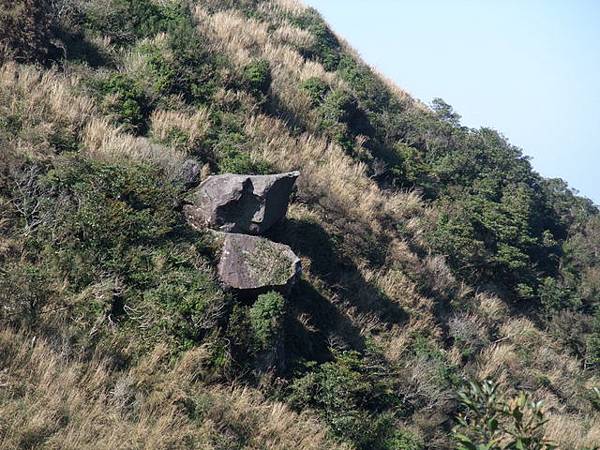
1;0;599;449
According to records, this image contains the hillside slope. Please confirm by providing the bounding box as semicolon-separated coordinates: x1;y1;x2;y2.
1;1;599;449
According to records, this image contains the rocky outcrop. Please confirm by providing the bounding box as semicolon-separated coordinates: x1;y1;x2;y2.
217;233;301;292
184;171;299;235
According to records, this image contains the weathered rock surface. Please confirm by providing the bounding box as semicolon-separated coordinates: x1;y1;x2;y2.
217;233;301;292
184;171;299;235
176;159;201;187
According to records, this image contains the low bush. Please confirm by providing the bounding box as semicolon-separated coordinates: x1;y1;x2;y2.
2;156;233;352
289;350;401;449
300;77;329;107
82;0;178;46
241;59;272;100
0;262;54;326
249;291;285;351
337;54;392;114
207;112;272;174
91;73;149;133
315;88;372;153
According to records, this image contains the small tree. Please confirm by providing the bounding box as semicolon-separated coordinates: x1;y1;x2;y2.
249;291;285;351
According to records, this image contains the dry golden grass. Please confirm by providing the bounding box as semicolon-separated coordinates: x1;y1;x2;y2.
82;117;187;177
245;114;390;226
150;107;211;149
0;328;347;450
544;415;600;449
477;343;520;382
197;7;343;122
269;0;308;16
0;63;94;157
0;62;189;178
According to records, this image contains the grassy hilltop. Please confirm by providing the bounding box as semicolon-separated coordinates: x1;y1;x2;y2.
1;1;599;448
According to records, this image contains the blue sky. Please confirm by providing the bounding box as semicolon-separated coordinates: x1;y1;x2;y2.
303;0;600;204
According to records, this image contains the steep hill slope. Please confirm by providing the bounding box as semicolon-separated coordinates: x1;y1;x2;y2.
1;1;599;449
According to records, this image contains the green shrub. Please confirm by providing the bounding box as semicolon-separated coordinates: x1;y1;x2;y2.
164;10;222;104
249;291;285;350
0;262;53;325
586;312;600;368
337;54;392;113
385;430;424;450
453;379;556;450
138;42;179;97
144;266;229;349
315;89;357;151
6;155;236;353
290;8;342;71
289;351;400;449
32;157;180;291
83;0;178;46
218;149;272;175
241;59;272;99
312;88;375;153
539;276;573;313
207;112;272;174
300;77;329;107
92;73;149;133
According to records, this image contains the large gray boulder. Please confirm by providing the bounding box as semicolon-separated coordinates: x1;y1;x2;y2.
184;171;299;235
217;233;301;292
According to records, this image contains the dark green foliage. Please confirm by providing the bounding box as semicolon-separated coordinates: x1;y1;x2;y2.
300;77;329;106
561;215;600;310
337;55;394;114
207;112;273;174
314;88;373;153
391;143;431;187
385;430;424;450
123;4;221;106
218;149;272;174
290;8;342;71
0;156;232;352
426;181;554;300
144;266;228;349
453;379;556;450
539;277;574;313
92;73;149;133
587;312;600;368
249;292;285;350
139;42;179;97
0;0;54;64
163;10;222;105
83;0;181;46
41;158;178;270
249;291;285;350
289;350;401;449
0;262;54;326
241;59;272;99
